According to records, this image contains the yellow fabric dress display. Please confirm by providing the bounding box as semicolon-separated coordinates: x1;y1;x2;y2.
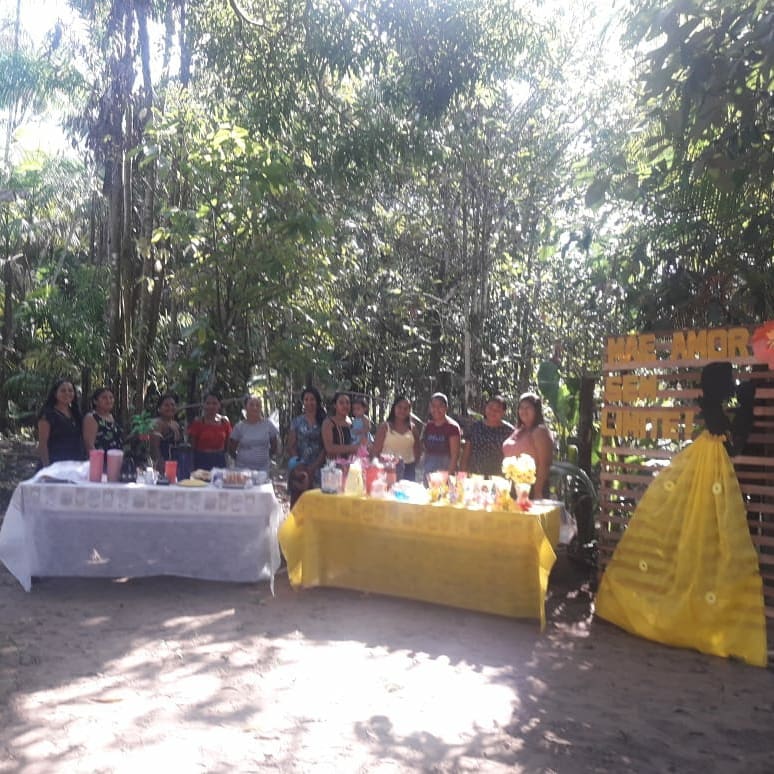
596;431;767;667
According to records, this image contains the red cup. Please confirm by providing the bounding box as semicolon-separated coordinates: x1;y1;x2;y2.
164;460;178;484
89;449;104;482
106;449;124;482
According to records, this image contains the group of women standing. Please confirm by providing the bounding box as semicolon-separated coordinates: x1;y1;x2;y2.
285;386;553;496
148;391;278;474
36;379;278;476
36;378;552;494
37;380;122;467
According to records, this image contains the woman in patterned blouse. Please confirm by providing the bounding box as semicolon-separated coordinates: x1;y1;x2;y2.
460;395;513;476
83;387;123;454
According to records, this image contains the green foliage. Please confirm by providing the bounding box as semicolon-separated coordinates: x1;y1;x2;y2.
2;0;711;457
146;97;333;395
16;258;108;382
129;410;154;437
3;370;48;419
611;0;774;326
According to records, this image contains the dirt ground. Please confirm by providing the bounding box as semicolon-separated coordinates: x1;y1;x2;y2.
2;441;774;773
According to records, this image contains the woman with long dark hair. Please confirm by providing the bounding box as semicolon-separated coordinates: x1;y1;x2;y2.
82;387;123;453
501;392;554;498
37;378;85;466
371;395;421;481
287;386;327;475
321;392;361;460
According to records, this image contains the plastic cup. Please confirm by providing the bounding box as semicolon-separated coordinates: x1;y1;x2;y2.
164;459;178;484
89;449;105;483
106;449;123;482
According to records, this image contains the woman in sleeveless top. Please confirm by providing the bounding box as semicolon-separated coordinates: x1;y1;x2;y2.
321;392;361;459
501;392;553;498
83;387;123;453
37;378;85;466
287;386;327;486
372;395;421;481
188;392;232;470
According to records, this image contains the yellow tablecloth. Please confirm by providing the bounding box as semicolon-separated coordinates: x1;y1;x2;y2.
279;491;561;628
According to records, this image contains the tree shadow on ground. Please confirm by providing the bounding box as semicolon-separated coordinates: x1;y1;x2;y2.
2;550;773;772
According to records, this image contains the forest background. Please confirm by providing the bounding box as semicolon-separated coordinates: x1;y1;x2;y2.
1;0;772;455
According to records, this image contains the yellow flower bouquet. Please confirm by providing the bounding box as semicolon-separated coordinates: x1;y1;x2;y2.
502;454;537;485
502;454;536;510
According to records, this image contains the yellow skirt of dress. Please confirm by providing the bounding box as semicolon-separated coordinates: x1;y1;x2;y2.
596;432;767;667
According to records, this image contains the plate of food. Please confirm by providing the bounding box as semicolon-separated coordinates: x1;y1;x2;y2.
178;478;207;488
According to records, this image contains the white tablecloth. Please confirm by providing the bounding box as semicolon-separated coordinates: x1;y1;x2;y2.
0;474;282;591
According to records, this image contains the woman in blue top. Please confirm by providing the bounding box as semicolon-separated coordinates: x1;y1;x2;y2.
286;386;327;480
37;378;85;466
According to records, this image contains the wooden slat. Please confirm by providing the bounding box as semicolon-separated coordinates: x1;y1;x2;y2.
600;446;676;459
600;472;656;485
745;503;774;515
603;461;666;472
734;455;774;467
745;432;774;444
740;483;774;497
736;470;774;482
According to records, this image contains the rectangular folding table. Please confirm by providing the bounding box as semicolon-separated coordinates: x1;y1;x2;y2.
0;478;282;591
279;490;562;627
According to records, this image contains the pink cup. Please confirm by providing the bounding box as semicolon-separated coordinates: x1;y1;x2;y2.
88;449;104;483
106;449;124;482
164;460;178;484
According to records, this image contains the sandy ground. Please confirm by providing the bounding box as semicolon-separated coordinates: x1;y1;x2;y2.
2;547;774;774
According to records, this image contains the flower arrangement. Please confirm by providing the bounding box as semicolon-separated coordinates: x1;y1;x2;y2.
502;454;537;485
502;454;536;511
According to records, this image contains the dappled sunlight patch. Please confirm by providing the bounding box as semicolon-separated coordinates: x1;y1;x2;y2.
161;609;235;631
79;615;111;627
239;634;519;748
